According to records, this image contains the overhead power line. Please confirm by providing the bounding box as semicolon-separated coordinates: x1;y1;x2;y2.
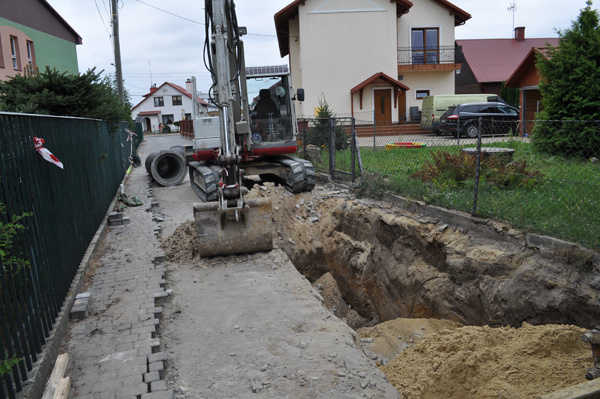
134;0;277;37
93;0;111;35
135;0;204;25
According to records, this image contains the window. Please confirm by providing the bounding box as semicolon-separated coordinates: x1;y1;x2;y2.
10;36;20;70
172;95;182;106
499;106;518;115
416;89;430;100
184;113;191;120
26;41;35;66
162;114;174;124
411;28;439;65
154;97;164;107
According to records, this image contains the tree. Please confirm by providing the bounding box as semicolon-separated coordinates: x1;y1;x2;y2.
305;95;349;151
500;81;519;108
534;0;600;157
0;67;132;130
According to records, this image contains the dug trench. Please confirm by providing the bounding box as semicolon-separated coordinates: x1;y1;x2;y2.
265;183;600;397
161;181;600;398
268;184;600;331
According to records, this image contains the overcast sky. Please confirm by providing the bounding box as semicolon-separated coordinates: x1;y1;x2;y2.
45;0;595;106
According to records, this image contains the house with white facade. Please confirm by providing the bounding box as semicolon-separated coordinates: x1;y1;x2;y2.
131;81;209;133
274;0;471;124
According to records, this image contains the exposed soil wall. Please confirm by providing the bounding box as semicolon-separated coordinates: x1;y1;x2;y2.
269;185;600;329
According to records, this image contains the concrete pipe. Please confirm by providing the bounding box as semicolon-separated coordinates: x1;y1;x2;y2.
170;145;195;163
145;149;187;186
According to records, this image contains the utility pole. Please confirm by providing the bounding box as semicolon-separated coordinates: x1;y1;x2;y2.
111;0;125;104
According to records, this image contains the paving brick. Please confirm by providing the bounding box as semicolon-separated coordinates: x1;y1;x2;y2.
148;352;167;363
141;391;173;399
144;371;161;383
150;380;168;392
148;361;164;372
117;382;148;397
137;346;154;357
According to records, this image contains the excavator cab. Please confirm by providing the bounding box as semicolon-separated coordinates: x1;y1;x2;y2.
246;68;295;146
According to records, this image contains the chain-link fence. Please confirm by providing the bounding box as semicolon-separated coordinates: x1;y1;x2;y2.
297;115;599;251
297;117;362;182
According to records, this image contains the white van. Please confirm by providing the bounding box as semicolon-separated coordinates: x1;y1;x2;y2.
421;94;505;134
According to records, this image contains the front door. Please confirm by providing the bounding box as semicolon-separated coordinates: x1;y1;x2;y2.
374;88;392;126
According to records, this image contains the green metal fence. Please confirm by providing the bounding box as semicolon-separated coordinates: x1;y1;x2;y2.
0;113;142;398
301;116;600;251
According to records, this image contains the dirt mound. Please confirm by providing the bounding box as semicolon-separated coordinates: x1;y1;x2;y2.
357;318;463;363
161;220;199;262
380;323;591;399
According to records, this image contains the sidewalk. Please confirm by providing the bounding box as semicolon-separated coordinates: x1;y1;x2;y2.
61;142;173;398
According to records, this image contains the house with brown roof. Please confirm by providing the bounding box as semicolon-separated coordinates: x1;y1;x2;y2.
274;0;471;124
455;27;558;95
0;0;81;81
131;81;209;133
505;47;553;135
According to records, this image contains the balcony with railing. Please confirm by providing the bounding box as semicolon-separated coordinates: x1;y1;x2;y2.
397;45;463;72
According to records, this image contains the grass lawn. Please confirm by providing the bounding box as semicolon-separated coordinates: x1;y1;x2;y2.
320;140;600;251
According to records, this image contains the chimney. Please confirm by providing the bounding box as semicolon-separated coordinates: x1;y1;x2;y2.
149;84;158;94
514;26;525;41
186;79;193;94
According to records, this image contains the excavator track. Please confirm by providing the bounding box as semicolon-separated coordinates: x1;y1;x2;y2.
286;156;316;192
189;156;315;202
189;162;221;202
272;156;307;194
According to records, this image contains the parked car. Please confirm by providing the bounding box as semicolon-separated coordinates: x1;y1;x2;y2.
439;102;519;138
420;94;505;134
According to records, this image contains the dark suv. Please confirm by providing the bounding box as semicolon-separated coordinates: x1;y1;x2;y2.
439;102;519;138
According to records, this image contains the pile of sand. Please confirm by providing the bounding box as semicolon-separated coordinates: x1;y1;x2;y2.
380;322;591;399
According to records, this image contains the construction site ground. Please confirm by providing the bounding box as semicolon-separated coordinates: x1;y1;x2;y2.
63;134;600;399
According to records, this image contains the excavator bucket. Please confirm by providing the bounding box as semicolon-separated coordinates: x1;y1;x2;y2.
193;198;273;257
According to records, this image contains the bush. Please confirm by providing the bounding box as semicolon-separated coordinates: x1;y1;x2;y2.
0;67;132;131
411;150;543;190
352;171;388;199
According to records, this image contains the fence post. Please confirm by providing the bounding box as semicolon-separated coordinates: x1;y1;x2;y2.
373;110;376;151
302;120;307;154
329;118;336;180
471;116;483;216
456;104;461;146
351;118;356;182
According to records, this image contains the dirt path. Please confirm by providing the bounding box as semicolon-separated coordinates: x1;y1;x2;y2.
148;172;399;397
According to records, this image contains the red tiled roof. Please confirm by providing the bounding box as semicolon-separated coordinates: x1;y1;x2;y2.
274;0;471;57
457;37;559;84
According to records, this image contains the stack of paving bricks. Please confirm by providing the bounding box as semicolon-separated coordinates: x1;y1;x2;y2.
64;176;172;399
108;211;130;227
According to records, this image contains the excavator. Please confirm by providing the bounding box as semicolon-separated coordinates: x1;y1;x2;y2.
189;0;315;257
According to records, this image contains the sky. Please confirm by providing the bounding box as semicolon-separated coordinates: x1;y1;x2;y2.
45;0;595;106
